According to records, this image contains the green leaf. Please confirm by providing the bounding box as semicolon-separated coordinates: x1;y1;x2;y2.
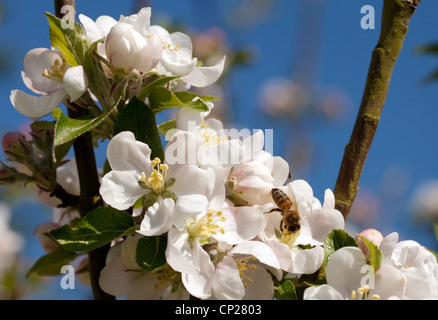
274;279;298;300
157;119;177;136
148;87;210;114
54;100;118;146
136;236;167;271
30;120;56;131
49;206;135;253
174;91;219;103
82;40;114;109
357;235;383;272
148;87;185;112
323;229;358;271
138;76;180;101
113;96;164;161
26;247;81;278
45;12;90;67
54;140;74;166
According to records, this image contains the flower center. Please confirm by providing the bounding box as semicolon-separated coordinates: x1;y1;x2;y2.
150;264;179;291
280;229;301;248
186;209;226;243
41;55;68;83
140;158;168;195
236;257;258;288
199;120;227;148
348;285;380;300
162;42;180;52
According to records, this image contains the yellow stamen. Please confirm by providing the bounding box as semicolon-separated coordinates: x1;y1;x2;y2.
41;55;68;82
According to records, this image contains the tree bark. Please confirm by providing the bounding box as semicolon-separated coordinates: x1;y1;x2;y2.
54;0;115;300
333;0;421;220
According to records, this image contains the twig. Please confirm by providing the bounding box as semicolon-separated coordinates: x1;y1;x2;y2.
54;0;115;300
333;0;421;220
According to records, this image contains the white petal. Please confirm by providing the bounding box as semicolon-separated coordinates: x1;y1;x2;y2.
107;131;151;175
229;240;280;269
63;66;88;101
99;170;146;210
322;189;336;210
56;158;80;196
242;264;274;300
213;256;245;300
79;14;117;42
292;246;325;274
373;264;406;299
119;7;152;37
10;89;65;119
126;272;164;300
326;247;366;297
214;206;267;245
22;48;64;94
159;31;197;76
172;194;208;231
265;240;294;272
181;245;215;299
304;285;344;300
138;197;175;236
98;256;141;297
297;208;345;246
181;56;226;87
167;164;213;197
269;156;290;187
121;234;142;270
166;227;200;275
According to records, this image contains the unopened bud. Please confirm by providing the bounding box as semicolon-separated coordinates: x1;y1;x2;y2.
356;228;383;258
2;132;26;153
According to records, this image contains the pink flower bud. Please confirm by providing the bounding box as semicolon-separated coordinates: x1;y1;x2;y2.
34;221;61;253
356;228;383;258
2;132;26;153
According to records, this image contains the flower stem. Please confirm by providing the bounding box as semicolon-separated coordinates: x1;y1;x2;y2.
54;0;115;300
333;0;421;220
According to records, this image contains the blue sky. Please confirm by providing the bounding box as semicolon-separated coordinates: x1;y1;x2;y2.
1;0;438;299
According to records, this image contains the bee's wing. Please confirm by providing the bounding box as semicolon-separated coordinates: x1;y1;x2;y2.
287;189;299;214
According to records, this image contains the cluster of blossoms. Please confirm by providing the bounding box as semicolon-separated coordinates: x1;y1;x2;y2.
10;7;225;119
3;6;437;301
305;229;438;300
97;106;346;299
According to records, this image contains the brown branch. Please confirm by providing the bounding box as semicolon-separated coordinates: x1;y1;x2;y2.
333;0;421;220
54;0;115;300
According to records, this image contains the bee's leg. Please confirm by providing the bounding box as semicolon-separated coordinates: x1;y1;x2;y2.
265;208;283;214
280;220;284;233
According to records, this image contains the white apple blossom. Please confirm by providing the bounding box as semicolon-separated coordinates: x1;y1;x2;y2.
211;240;281;300
99;131;215;237
11;48;88;119
151;24;226;88
304;246;407;300
379;232;438;299
261;180;345;275
80;7;225;87
165;115;245;170
226;130;289;206
165;192;268;299
99;234;189;299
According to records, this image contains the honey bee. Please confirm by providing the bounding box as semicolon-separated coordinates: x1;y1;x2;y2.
268;188;301;235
